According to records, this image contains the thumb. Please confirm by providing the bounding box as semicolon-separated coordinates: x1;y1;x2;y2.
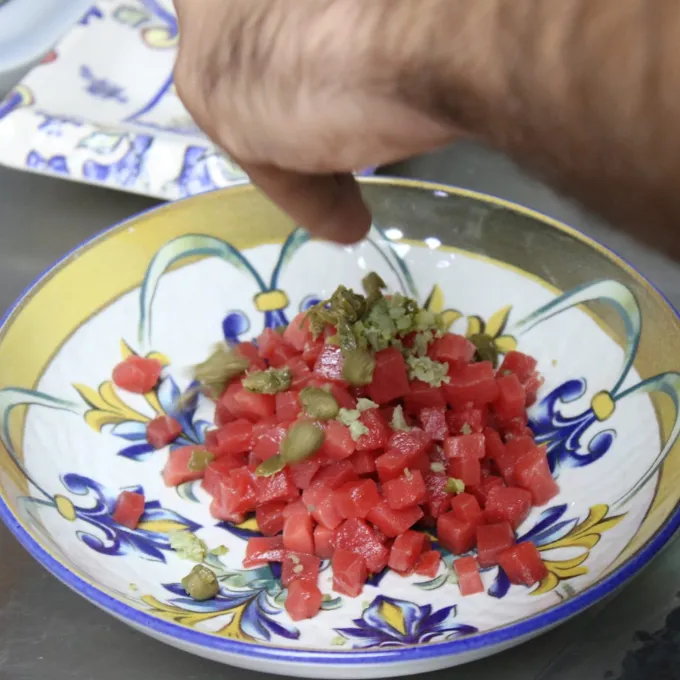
240;164;372;244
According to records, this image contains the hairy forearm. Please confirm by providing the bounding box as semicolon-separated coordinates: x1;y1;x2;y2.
394;0;680;254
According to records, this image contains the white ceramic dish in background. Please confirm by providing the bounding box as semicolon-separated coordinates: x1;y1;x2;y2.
0;0;371;200
0;0;93;96
0;0;251;200
1;179;680;678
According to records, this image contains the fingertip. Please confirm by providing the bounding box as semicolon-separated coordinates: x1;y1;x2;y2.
315;174;372;244
241;164;373;245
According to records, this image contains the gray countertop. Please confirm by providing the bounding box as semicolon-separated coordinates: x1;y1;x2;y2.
1;142;680;680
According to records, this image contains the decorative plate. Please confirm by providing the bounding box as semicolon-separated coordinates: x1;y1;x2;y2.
0;0;372;198
1;178;680;678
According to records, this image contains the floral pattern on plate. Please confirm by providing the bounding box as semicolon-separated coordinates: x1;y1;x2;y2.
1;221;679;650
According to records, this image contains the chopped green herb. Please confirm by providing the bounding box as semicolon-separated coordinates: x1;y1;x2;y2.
406;355;450;387
193;344;249;397
322;594;333;602
390;404;411;431
187;449;214;472
361;600;370;610
129;583;138;592
181;564;219;601
361;297;398;351
356;398;378;412
411;330;434;358
342;348;375;386
300;387;339;421
460;423;472;435
169;530;208;563
337;407;361;426
255;454;286;477
242;366;292;394
280;421;325;464
349;419;370;441
210;545;229;556
305;273;443;365
445;477;466;495
430;461;446;473
337;407;370;441
331;635;347;647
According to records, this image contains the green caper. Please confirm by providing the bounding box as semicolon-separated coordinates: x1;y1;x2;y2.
342;348;375;386
328;286;366;323
299;387;339;421
361;272;387;295
445;477;465;495
280;421;325;464
188;449;214;472
336;318;359;353
362;272;387;300
469;333;499;367
181;564;219;601
242;367;292;394
306;303;327;339
254;454;286;477
193;344;249;397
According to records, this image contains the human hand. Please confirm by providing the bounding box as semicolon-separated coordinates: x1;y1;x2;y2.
173;0;459;243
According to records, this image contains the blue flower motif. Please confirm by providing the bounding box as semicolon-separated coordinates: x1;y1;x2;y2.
80;65;128;103
175;146;220;197
36;113;83;137
170;146;246;198
82;134;153;187
61;473;200;562
530;378;615;475
161;569;298;642
299;295;322;312
26;151;69;175
112;375;211;462
486;504;578;598
222;310;250;345
0;89;24;120
336;595;476;648
79;7;104;25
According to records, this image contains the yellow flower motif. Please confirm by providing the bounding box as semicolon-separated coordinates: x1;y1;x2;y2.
423;285;462;331
141;596;254;641
465;306;517;354
424;285;517;353
532;504;626;596
142;26;179;49
73;340;171;432
73;381;149;432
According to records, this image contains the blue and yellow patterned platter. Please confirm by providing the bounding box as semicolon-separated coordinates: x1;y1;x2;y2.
1;178;680;678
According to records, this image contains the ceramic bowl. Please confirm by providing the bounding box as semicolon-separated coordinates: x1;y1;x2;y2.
2;178;680;679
